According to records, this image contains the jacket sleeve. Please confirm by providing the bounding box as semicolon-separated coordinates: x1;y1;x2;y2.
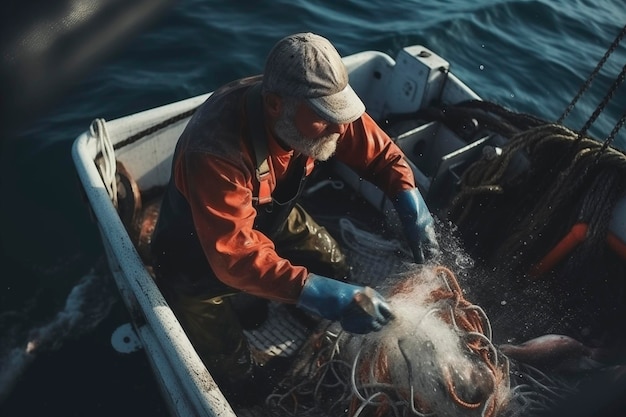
174;151;307;303
334;112;416;196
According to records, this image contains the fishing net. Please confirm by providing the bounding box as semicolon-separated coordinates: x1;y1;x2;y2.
226;212;606;417
262;264;512;417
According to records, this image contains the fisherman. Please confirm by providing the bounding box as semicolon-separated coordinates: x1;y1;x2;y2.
150;32;439;404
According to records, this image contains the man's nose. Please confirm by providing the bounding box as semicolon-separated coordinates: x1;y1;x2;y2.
328;123;347;135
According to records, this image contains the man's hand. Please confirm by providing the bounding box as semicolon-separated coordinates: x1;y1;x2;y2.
393;188;440;263
297;274;393;334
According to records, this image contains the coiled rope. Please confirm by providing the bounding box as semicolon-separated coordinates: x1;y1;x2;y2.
89;107;198;207
450;123;626;274
90;118;118;207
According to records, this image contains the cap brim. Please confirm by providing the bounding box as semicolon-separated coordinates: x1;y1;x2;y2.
307;83;365;124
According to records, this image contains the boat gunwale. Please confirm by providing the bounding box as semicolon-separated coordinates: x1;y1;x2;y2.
72;131;236;417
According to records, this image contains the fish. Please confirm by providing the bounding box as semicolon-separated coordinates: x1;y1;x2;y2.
499;334;607;372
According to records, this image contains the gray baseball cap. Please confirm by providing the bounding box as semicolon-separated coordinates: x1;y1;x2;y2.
262;32;365;124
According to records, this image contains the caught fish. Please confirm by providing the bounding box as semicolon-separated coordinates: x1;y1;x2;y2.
499;334;607;372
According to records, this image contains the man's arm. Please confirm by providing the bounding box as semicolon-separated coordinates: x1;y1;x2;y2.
178;151;396;334
175;151;308;302
335;113;440;263
334;112;415;196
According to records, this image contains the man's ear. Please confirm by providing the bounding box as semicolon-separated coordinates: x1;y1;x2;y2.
264;93;282;118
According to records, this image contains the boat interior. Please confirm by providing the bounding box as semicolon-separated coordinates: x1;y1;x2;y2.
78;45;626;417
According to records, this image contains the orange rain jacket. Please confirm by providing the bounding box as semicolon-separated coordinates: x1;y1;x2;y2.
152;76;415;304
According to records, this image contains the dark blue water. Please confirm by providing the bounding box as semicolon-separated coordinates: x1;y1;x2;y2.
1;1;625;415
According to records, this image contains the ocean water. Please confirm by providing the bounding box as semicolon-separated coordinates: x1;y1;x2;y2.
1;0;625;415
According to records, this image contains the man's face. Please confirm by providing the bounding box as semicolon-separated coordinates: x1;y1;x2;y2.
273;98;346;161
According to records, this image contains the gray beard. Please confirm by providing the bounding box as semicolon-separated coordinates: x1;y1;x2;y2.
273;102;340;161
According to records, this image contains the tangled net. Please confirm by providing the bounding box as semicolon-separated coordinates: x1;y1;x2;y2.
265;265;512;417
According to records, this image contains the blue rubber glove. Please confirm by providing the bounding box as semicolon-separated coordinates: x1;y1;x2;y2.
393;188;440;263
296;274;393;334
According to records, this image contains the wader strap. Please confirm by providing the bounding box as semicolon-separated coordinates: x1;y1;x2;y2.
245;83;272;205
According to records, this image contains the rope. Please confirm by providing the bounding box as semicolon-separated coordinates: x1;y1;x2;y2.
267;266;510;417
578;62;626;139
93;108;198;161
601;106;626;152
345;266;508;417
89;107;197;206
90;118;118;207
113;107;197;151
449;123;626;278
558;23;626;124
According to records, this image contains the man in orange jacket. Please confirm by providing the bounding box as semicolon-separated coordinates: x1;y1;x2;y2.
151;32;438;403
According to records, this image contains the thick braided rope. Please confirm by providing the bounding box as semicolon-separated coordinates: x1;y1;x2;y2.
451;124;626;271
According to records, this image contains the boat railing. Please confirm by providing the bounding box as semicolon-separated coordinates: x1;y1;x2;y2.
72;125;236;417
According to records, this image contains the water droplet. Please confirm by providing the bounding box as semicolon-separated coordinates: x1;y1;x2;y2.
455;254;474;269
